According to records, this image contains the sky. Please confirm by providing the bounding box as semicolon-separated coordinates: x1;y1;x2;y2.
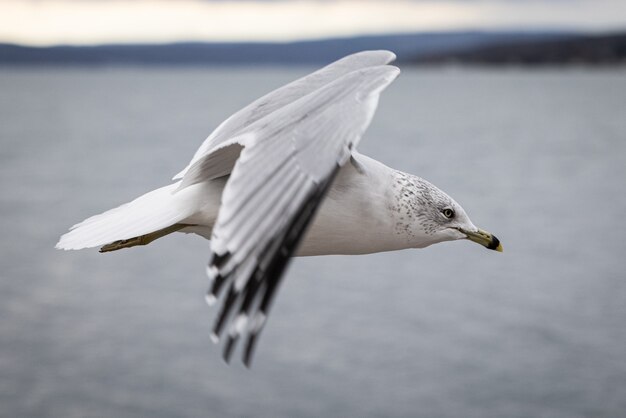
0;0;625;46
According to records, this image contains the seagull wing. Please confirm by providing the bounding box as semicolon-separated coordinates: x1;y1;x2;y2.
203;65;400;366
173;50;396;187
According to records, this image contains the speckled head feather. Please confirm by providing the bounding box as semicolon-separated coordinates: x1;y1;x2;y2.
391;170;475;246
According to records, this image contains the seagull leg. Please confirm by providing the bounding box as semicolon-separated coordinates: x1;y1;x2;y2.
99;223;190;252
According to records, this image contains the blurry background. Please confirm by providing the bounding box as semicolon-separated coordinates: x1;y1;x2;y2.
1;1;625;417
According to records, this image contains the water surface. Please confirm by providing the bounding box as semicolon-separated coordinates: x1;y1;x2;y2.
1;66;625;418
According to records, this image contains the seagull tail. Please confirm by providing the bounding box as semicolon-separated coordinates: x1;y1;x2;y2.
56;182;195;252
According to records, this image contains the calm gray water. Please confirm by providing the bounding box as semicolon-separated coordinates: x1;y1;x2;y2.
1;66;625;418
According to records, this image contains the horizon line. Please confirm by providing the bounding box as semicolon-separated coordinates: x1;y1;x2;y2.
3;27;625;49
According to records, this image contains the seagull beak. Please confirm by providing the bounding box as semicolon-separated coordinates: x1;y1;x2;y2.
460;228;503;252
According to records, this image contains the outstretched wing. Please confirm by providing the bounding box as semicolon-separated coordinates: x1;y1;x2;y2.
174;50;396;188
204;65;400;366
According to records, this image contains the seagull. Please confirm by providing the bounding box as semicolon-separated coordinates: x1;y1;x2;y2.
57;50;502;366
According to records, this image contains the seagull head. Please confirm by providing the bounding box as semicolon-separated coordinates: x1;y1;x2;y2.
402;175;502;252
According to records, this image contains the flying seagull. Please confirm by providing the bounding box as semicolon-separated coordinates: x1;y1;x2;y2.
57;50;502;366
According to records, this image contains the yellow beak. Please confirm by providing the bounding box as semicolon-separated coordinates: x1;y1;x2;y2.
461;228;503;252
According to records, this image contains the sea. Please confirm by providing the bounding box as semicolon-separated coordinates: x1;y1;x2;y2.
0;65;625;418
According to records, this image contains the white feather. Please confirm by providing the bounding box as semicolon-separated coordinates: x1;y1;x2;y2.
172;50;396;181
56;182;200;250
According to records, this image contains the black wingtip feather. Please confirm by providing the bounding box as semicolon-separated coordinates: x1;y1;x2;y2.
223;334;238;363
212;283;239;338
209;165;341;366
210;250;232;269
209;272;228;300
243;333;259;367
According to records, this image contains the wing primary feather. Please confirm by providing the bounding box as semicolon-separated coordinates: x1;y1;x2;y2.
210;250;232;269
206;251;233;300
222;265;265;362
241;165;340;366
219;149;298;225
208;272;228;301
242;283;277;367
212;282;240;339
237;270;264;320
222;334;238;363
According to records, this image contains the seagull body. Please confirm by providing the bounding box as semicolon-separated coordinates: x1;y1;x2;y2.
57;50;501;366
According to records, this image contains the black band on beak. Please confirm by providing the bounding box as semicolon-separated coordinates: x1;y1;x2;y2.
487;234;501;251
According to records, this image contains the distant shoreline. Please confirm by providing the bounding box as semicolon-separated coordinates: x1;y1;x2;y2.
1;31;625;67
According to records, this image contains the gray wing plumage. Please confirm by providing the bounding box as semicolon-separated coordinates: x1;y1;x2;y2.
174;50;396;189
204;64;399;366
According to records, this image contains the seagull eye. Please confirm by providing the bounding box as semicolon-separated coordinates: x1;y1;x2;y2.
442;208;455;219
